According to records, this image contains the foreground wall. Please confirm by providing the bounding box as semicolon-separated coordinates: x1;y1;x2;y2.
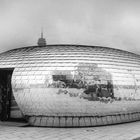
0;45;140;126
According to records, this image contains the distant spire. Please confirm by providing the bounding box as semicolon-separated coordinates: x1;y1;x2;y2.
41;32;43;38
37;28;46;46
41;27;43;38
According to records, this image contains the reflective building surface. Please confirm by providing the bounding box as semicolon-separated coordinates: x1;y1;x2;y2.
0;44;140;127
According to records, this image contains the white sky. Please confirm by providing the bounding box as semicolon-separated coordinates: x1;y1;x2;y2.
0;0;140;54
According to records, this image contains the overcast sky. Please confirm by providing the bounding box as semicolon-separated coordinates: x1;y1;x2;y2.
0;0;140;54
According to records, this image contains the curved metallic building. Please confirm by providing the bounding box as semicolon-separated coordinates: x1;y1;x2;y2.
0;44;140;127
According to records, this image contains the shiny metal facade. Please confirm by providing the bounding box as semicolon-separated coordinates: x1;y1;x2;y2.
0;45;140;126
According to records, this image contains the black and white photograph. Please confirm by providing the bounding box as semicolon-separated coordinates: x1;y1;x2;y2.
0;0;140;139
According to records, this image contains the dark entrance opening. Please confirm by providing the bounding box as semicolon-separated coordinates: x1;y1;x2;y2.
0;68;25;122
0;69;13;121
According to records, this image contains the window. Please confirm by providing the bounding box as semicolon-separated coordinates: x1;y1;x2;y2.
53;75;66;81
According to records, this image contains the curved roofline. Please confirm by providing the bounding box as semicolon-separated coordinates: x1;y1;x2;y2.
3;44;140;57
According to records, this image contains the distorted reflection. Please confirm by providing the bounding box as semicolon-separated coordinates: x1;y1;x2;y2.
45;63;116;102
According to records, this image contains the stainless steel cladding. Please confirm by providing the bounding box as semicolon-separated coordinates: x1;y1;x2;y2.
0;45;140;127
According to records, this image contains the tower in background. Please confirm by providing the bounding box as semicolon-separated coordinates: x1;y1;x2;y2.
37;29;46;46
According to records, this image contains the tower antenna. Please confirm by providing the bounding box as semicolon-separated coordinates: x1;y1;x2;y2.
41;27;43;38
